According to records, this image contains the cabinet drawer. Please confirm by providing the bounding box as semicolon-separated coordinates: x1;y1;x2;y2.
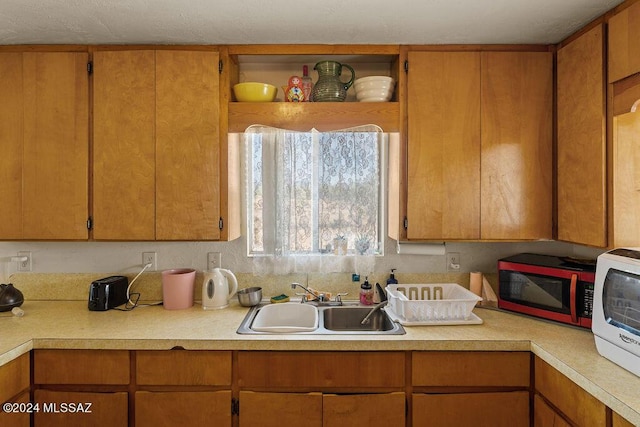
0;353;30;403
33;389;128;427
413;391;529;427
0;390;30;427
34;349;129;385
412;351;530;387
136;350;231;386
135;390;231;427
238;351;405;389
534;357;606;427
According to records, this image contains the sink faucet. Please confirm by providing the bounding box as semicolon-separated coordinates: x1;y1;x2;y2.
361;300;389;325
290;283;345;306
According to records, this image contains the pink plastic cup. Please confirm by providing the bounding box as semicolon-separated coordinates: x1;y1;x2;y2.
162;268;196;310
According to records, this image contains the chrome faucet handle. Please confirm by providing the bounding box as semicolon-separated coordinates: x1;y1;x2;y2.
335;293;348;302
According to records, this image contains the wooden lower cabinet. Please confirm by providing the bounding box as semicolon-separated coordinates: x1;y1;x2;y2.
534;357;606;427
0;391;30;427
238;391;405;427
135;390;231;427
533;394;571;427
323;392;406;427
33;389;128;427
413;391;529;427
239;391;322;427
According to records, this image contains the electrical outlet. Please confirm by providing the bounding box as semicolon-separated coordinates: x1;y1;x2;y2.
446;252;461;272
17;251;32;272
142;252;157;271
207;252;222;270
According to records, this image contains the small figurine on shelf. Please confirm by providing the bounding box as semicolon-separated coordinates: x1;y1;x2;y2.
301;65;313;102
283;75;305;102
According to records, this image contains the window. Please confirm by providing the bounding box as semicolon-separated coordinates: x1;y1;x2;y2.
245;125;386;258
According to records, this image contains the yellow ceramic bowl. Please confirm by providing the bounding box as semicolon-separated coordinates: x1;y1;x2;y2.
233;82;277;102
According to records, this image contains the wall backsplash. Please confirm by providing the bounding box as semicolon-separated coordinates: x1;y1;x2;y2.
0;236;605;284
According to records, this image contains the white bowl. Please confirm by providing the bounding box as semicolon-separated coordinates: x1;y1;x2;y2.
355;76;394;85
356;88;394;101
358;96;392;102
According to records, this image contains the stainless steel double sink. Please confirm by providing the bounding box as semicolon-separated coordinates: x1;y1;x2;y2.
237;301;405;335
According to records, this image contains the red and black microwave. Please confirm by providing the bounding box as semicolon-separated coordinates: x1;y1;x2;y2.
498;253;596;328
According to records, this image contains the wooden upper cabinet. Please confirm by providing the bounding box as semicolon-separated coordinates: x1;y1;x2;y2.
609;1;640;83
155;50;220;240
93;49;221;240
93;50;156;240
612;109;640;246
406;50;551;241
557;24;606;247
0;51;88;240
480;51;552;240
0;53;24;239
406;51;481;240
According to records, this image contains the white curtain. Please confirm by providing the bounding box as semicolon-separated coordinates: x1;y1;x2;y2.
244;125;384;273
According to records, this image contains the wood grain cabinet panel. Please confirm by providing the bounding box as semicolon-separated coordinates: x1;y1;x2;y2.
413;391;529;427
0;51;89;240
93;49;221;241
34;390;127;427
480;51;553;240
323;392;405;427
534;394;571;427
556;24;607;247
0;391;30;427
613;411;636;427
136;350;231;386
612;110;640;246
406;51;481;240
238;351;405;389
609;1;640;83
135;390;231;427
0;353;29;405
412;351;530;387
534;357;606;427
34;349;129;385
239;391;322;427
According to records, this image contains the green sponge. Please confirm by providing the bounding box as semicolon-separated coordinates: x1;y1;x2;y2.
270;294;290;303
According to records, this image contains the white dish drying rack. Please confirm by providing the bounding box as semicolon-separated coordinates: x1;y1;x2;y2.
384;283;483;325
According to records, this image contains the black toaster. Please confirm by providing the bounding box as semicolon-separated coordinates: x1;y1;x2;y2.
88;276;129;311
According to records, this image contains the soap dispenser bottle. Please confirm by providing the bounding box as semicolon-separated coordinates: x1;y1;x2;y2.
387;268;398;285
360;277;374;305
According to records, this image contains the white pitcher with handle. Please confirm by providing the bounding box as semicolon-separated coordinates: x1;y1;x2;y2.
202;268;238;309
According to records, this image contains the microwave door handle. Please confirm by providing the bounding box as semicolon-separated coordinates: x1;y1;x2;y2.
570;273;578;324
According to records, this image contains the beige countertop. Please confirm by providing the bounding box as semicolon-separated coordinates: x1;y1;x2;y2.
1;300;640;425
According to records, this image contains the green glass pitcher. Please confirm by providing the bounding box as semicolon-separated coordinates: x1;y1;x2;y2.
311;61;355;102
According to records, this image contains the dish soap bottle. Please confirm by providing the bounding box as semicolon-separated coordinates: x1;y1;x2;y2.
387;268;398;285
360;277;373;305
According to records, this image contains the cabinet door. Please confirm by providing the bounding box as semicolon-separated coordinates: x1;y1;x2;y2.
480;51;552;239
34;349;130;385
155;50;220;240
612;110;640;246
609;1;640;83
533;394;571;427
557;24;607;247
535;357;606;427
0;53;23;239
413;391;529;427
93;50;156;240
0;52;89;240
23;52;89;239
406;51;481;239
0;391;29;427
136;390;231;427
34;390;127;427
239;391;322;427
323;392;405;427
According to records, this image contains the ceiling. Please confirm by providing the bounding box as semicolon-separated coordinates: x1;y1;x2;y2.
0;0;624;46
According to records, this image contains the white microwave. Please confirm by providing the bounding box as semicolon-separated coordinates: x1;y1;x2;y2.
592;248;640;377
